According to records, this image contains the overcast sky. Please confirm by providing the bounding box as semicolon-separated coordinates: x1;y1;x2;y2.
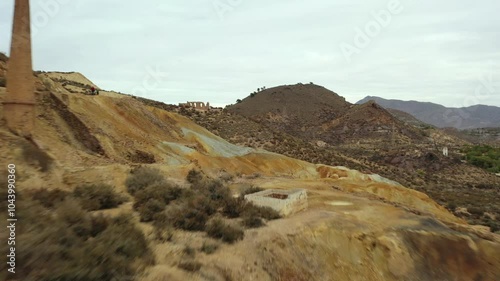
1;0;499;107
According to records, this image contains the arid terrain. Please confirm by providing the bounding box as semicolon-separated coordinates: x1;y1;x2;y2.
1;58;499;281
163;83;499;230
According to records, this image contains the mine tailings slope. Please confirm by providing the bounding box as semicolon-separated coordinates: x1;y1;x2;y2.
0;73;499;281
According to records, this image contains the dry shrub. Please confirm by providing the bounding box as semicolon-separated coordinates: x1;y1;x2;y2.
223;197;246;218
125;166;165;195
178;261;202;272
242;213;264;228
163;198;212;231
206;218;244;244
186;169;204;185
29;188;70;208
254;206;281;220
138;199;166;222
133;181;183;222
223;197;280;222
200;241;219;254
73;184;127;211
5;195;153;281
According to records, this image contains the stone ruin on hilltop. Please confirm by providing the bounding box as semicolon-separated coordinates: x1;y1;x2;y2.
179;101;211;111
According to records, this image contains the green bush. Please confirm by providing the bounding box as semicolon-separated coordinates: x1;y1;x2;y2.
125;166;165;195
206;218;244;243
463;145;500;173
73;184;127;211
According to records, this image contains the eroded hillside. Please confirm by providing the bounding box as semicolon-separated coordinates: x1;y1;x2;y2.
0;72;499;281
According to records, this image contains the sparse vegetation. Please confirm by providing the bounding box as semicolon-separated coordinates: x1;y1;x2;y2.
242;213;265;228
178;261;202;272
0;77;5;87
29;188;70;208
2;190;153;281
124;168;282;244
133;181;183;221
125;166;165;195
186;169;204;185
73;183;127;211
200;241;219;254
164;198;213;231
206;218;244;243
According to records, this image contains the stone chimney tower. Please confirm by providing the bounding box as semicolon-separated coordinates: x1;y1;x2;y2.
3;0;35;137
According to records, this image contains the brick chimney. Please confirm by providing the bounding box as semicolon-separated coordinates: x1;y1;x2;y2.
3;0;35;137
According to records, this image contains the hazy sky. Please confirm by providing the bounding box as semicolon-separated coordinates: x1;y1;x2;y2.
1;0;499;107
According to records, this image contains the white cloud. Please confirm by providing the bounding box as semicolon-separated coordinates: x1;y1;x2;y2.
0;0;499;107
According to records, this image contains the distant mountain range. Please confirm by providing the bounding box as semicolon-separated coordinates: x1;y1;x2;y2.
356;96;500;129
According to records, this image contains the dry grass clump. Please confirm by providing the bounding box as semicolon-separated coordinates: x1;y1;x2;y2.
0;190;153;281
73;183;128;211
206;218;244;244
125;166;165;195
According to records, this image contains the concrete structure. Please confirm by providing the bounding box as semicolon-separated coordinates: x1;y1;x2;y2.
244;189;308;216
3;0;35;137
179;101;210;111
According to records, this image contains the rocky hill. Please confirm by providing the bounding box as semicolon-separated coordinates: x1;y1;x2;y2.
227;84;424;146
321;101;425;144
357;96;500;129
386;108;432;128
1;70;499;280
228;83;351;140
